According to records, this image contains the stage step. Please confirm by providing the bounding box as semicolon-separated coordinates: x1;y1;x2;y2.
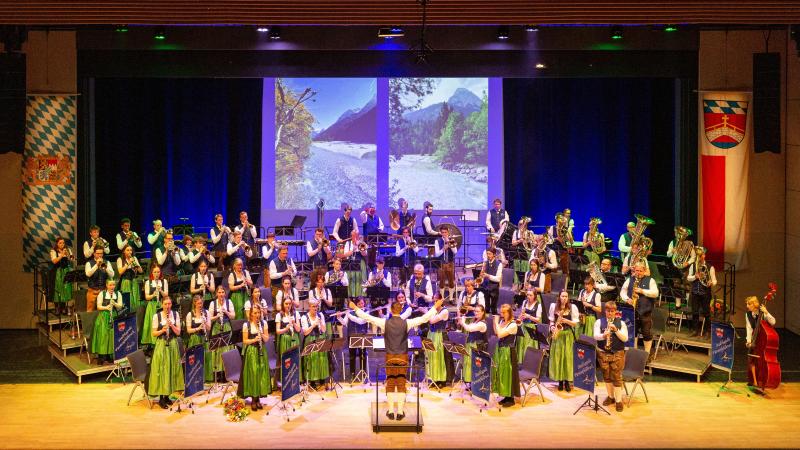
48;344;118;384
648;350;711;382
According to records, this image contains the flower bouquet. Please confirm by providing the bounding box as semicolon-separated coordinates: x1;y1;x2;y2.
223;396;250;422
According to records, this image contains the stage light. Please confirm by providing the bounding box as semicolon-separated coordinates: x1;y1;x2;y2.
378;26;404;38
525;25;539;32
664;24;678;32
535;62;546;69
269;27;281;40
153;27;166;40
497;26;510;40
115;25;128;33
256;25;270;33
611;26;623;40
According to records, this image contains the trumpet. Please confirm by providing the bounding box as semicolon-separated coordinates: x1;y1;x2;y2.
358;241;368;253
321;237;330;248
94;237;110;251
166;240;176;252
239;240;251;252
447;238;458;249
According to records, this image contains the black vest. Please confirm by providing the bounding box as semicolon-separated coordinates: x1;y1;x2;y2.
346;313;369;336
489;208;506;231
399;211;413;229
363;214;381;235
384;316;409;354
408;278;429;306
626;276;654;315
212;225;228;252
467;320;488;345
271;258;290;286
437;238;456;263
522;302;540;324
309;240;327;267
338;216;355;241
160;249;178;276
239;224;256;247
484;259;500;288
599;317;625;352
498;322;516;347
690;263;711;296
88;261;109;290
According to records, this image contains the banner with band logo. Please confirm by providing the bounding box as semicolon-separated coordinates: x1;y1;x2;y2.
471;349;492;403
281;345;301;401
113;314;138;361
184;344;205;397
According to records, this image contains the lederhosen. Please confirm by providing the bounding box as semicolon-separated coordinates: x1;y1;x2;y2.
437;237;456;290
384;316;410;393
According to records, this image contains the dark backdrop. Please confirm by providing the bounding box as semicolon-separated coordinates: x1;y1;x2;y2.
503;78;678;251
90;78;262;249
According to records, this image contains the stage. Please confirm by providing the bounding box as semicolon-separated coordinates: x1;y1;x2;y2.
2;381;798;448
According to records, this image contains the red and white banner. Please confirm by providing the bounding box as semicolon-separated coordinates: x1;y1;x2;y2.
698;91;751;270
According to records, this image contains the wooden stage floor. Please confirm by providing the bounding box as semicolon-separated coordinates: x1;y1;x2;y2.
1;381;798;448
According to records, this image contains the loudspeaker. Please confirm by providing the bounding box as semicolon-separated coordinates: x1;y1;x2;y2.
0;52;26;154
752;52;781;154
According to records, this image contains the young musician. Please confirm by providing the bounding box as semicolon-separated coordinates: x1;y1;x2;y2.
617;221;636;260
275;297;301;380
687;247;717;338
485;198;509;238
405;264;433;313
153;231;181;276
479;248;503;313
620;263;659;357
367;257;392;290
548;290;579;392
209;286;235;379
90;279;123;364
458;304;487;383
241;304;271;411
422;201;439;236
529;235;558;291
458;278;485;316
493;304;520;407
147;219;167;254
186;295;213;382
141;265;168;347
667;226;696;266
117;244;143;310
524;260;547;294
331;203;358;242
189;260;215;304
577;277;602;337
511;218;532;282
434;225;457;301
341;229;368;298
389;291;414;320
350;298;443;421
261;231;279;265
594;301;628;412
116;218;143;252
179;235;195;274
481;235;508;267
235;211;257;250
395;227;418;285
210;213;231;271
745;295;776;348
226;230;253;268
276;276;301;312
517;289;542;364
306;228;332;276
325;258;349;288
301;299;329;387
310;274;335;334
50;237;74;315
82;225;110;260
337;297;369;381
187;236;215;271
85;246;114;313
397;198;415;234
268;246;296;299
362;203;384;235
244;288;269;322
148;295;184;409
425;293;451;386
228;257;253;320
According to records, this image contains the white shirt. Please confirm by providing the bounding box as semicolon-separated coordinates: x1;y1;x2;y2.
582;231;605;248
529;248;558;271
619;277;659;302
235;224;257;240
309;287;334;307
228;270;252;293
594;272;614;293
187;248;215;265
116;256;141;277
622;254;650;274
458;289;485;309
355;305;439;332
244;298;269;315
276;310;301;335
368;269;392;288
96;290;122;311
422;215;439;236
190;272;216;296
459;317;487;333
482;259;503;284
306;239;329;259
395;238;417;257
331;216;358;242
209;298;235;324
579;289;602;315
338;310;367;328
485;209;509;233
548;303;580;324
210;225;230;245
519;300;543;323
186;310;210;334
154;247;182;266
83;238;110;258
593;317;629;343
434;238;458;259
495;319;518;338
275;288;301;310
116;232;143;251
261;242;276;260
226;241;254;258
481;248;507;266
84;260;115;282
745;310;776;344
144;279;168;300
301;311;327;336
618;233;632;257
405;276;434;305
269;258;297;282
687;262;717;287
524;271;546;292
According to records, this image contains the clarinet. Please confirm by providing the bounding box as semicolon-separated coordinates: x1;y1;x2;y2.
165;310;172;340
217;300;225;327
256;320;265;356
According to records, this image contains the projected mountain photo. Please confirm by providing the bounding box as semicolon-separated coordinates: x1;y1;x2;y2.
275;78;377;209
389;78;488;210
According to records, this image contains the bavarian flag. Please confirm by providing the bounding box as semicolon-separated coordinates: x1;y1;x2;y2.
698;92;751;270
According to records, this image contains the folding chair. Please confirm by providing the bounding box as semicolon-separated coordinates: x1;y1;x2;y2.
622;348;649;407
125;350;153;408
220;349;242;404
519;347;546;405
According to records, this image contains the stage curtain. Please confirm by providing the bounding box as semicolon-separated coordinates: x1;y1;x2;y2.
91;78;262;247
503;78;677;251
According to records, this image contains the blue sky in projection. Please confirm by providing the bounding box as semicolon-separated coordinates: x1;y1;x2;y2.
281;78;377;130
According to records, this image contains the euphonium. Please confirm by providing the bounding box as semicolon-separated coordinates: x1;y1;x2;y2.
588;217;606;254
697;261;712;287
671;225;695;269
555;213;574;247
518;216;532;249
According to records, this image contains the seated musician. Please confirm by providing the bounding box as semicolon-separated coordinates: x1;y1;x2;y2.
621;242;650;275
405;264;433;314
422;201;440;236
745;295;776;349
331;203;358;242
188;236;215;271
235;210;257;250
226;230;253;268
268;246;296;299
367;257;392;289
620;263;659;358
362;202;384;235
617;221;636;261
594;301;628;412
524;260;547;294
434;225;457;301
482;235;508;267
179;235;195;274
325;258;349;287
485;198;509;238
116;218;143;252
458;279;485;316
395;227;418;285
595;258;617;301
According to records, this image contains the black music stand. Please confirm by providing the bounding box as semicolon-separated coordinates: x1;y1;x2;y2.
322;337;344;395
366;286;390;307
275;215;306;237
349;334;373;387
443;340;469;401
207;330;232;394
420;338;440;393
329;286;349;308
300;339;327;401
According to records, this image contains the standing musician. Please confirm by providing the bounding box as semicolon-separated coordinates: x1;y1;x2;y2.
457;304;488;384
524;260;547;295
147;295;183;409
208;286;235;381
210;214;231;271
228;257;253;320
516;289;542;364
310;274;335;335
529;235;558;292
268;245;297;298
331;203;358;242
458;279;485;316
337;297;369;381
276;276;301;313
479;248;503;314
261;231;279;265
301;299;329;388
362;203;385;235
117;244;144;311
548;290;579;392
577;277;602;337
422;201;440;236
82;225;110;261
511;218;532;284
189;260;215;304
350;298;443;421
621;241;650;276
306;228;333;280
548;209;574;275
235;211;257;251
482;235;508;267
581;219;606;264
341;229;368;298
595;258;618;302
116;218;143;252
593;301;628;412
141;265;168;348
617;221;636;261
90;279;123;364
50;237;75;315
424;294;451;387
620;263;659;358
187;236;215;271
686;247;717;338
434;225;457;302
745;295;776;350
244;287;269;320
275;297;301;382
226;230;253;268
485;198;509;239
186;294;213;382
147;219;167;254
493;304;520;407
240;304;271;411
85;246;114;313
395;227;418;285
397;198;415;234
154;231;181;276
405;264;434;313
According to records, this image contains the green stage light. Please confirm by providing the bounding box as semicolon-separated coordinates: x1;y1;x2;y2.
664;24;678;32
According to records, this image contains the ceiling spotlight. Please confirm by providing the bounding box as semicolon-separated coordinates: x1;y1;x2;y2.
256;25;270;33
535;62;546;69
115;25;128;33
269;27;281;40
610;26;623;40
378;26;405;39
153;27;166;40
497;26;510;40
525;25;539;32
663;24;678;32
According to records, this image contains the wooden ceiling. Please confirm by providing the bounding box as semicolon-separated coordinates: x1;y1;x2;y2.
1;0;799;26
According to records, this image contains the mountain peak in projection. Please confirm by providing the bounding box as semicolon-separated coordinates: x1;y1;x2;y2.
448;87;482;109
315;95;376;144
403;88;482;123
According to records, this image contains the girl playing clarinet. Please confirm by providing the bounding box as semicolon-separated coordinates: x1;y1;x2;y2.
141;265;168;349
275;297;301;382
186;295;213;382
458;304;487;384
517;289;542;364
50;237;74;315
301;299;329;388
209;286;235;381
148;295;184;409
240;305;272;411
492;303;520;407
228;257;253;320
190;260;215;304
117;244;143;311
91;279;123;364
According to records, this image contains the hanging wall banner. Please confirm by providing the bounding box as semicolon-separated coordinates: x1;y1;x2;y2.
698;92;751;270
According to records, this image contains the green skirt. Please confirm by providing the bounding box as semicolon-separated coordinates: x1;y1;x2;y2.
119;278;142;311
463;342;478;383
492;346;515;397
209;321;233;374
278;332;301;381
513;259;530;284
425;330;447;382
187;333;214;382
302;334;329;382
346;261;366;298
579;315;597;339
148;337;184;396
516;323;539;364
548;327;575;381
241;344;272;398
230;290;247;320
90;310;114;357
140;300;160;345
54;266;73;304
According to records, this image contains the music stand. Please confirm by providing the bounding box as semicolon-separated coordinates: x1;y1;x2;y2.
443;340;469;401
329;286;349;308
419;338;440;393
349;334;373;388
319;338;343;397
300;339;327;400
207;330;232;394
275;215;306;237
366;286;390;307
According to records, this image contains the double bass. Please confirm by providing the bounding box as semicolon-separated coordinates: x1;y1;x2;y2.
747;282;781;391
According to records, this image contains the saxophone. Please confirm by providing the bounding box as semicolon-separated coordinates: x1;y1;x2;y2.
630;274;642;310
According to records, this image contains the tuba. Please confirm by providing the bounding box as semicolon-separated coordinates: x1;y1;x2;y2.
630;214;656;247
630;236;653;267
389;209;400;231
587;261;607;286
588;217;606;254
555;213;574;247
671;226;695;269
